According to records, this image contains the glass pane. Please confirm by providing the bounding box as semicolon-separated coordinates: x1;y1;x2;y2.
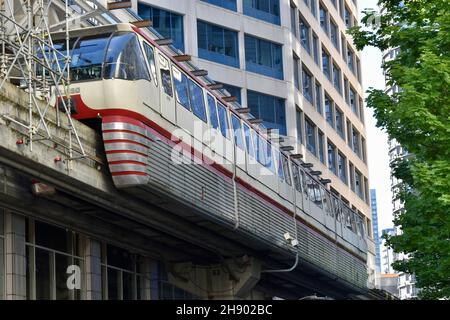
55;254;70;300
172;67;190;109
188;80;207;122
231;115;244;150
107;268;120;300
70;34;110;81
217;103;229;138
207;94;219;129
106;245;134;271
144;43;157;83
35;221;70;254
123;272;134;300
159;55;173;97
104;32;150;81
35;248;51;300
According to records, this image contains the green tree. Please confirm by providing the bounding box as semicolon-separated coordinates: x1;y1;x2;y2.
348;0;450;299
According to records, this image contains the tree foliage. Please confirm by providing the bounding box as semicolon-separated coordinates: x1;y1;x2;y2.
348;0;450;299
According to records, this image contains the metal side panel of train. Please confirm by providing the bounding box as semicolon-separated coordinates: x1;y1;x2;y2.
102;115;368;289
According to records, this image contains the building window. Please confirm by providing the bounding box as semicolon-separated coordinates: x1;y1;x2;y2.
355;169;364;199
330;19;339;49
302;66;313;104
349;162;355;191
25;219;86;300
332;63;342;94
315;82;322;114
197;21;239;68
290;4;297;38
296;107;303;144
325;93;334;127
243;0;280;25
231;115;245;150
356;57;362;83
335;106;344;138
327;141;337;175
344;77;349;104
338;151;347;183
318;130;325;164
312;33;319;65
347;119;352;148
319;3;328;34
347;47;355;73
245;35;283;80
344;5;352;28
341;34;346;60
138;4;184;51
201;0;237;11
299;16;311;54
222;83;242;105
349;86;358;115
247;90;286;135
293;55;300;90
352;126;360;156
322;48;331;79
305;118;316;155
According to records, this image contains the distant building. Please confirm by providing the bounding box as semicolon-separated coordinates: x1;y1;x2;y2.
370;189;381;273
380;228;396;274
379;274;399;297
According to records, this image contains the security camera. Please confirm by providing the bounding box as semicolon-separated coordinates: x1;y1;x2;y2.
284;232;294;241
291;239;299;248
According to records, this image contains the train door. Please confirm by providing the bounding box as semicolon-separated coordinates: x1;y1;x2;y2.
156;51;176;124
243;124;258;179
141;42;161;115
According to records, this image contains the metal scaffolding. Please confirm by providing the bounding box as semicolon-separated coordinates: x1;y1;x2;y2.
0;0;115;160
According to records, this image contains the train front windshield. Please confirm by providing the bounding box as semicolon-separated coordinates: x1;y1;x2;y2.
62;31;150;82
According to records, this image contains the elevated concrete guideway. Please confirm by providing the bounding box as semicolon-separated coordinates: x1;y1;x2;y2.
0;81;368;299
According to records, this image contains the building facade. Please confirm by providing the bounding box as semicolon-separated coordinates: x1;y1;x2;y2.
134;0;374;280
370;189;381;273
380;228;396;275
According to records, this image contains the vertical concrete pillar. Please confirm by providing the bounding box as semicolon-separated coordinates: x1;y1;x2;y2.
139;257;154;300
4;211;26;300
84;238;102;300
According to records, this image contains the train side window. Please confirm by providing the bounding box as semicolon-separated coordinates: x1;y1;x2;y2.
188;79;207;122
254;133;267;166
217;103;230;139
143;43;158;86
172;67;190;110
103;32;150;81
274;150;284;181
282;155;292;185
158;54;173;97
231;115;245;150
243;123;255;157
207;94;219;130
266;143;275;173
292;163;301;191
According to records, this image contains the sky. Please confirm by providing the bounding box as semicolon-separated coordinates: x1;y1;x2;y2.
358;0;394;232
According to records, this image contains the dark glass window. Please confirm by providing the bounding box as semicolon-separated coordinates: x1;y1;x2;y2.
318;130;325;164
137;4;184;51
319;4;328;34
335;106;344;138
330;20;339;49
299;17;311;53
328;141;337;175
35;221;70;253
103;32;150;81
347;47;355;72
305;118;316;155
107;245;134;271
302;66;313;104
201;0;237;11
293;56;300;90
325;93;334;127
247;90;286;135
197;21;239;68
315;82;322;114
143;43;158;85
312;33;319;65
349;87;358;114
188;79;207;122
158;55;173;97
207;94;219;129
322;49;330;79
338;152;347;183
243;0;280;25
245;35;283;80
333;63;342;93
70;34;110;81
296;108;303;144
243;124;255;157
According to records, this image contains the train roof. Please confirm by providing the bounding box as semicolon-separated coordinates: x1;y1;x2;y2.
51;23;132;41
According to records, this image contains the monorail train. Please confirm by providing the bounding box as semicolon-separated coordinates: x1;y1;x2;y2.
52;23;368;288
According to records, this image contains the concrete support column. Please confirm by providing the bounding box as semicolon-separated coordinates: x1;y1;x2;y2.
4;211;26;300
84;237;102;300
139;257;154;300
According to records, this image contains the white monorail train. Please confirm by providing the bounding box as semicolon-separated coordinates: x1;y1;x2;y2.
52;23;368;287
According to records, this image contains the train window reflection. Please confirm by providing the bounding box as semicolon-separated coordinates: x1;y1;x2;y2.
274;151;284;181
103;32;150;81
188;79;207;122
143;42;158;86
71;34;110;81
207;94;219;130
172;67;190;110
231;115;245;150
159;55;173;97
282;156;291;185
217;103;229;139
243;123;255;157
